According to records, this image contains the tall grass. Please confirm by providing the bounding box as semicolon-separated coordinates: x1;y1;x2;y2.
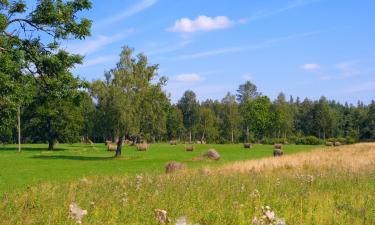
0;143;374;224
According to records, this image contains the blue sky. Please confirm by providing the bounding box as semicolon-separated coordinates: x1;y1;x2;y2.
64;0;375;103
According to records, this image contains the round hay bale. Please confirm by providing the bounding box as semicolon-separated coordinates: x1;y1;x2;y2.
196;140;202;144
325;141;334;147
107;143;117;151
273;148;283;157
334;141;342;147
137;143;149;151
105;140;112;146
244;143;252;149
165;161;185;173
170;140;177;145
185;145;194;152
274;143;283;149
204;149;220;160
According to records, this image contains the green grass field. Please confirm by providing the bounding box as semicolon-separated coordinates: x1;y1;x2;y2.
0;143;374;224
0;143;315;194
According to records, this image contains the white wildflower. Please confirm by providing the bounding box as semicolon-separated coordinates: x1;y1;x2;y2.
69;203;87;224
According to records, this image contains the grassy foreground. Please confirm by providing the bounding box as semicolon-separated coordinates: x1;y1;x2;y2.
0;143;314;193
0;143;374;224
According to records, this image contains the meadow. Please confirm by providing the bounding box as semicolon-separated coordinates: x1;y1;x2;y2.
0;143;315;194
0;143;374;225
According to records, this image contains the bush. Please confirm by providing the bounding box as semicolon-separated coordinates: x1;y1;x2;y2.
295;136;323;145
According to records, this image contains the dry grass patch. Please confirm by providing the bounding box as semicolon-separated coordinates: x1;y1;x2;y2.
215;143;375;173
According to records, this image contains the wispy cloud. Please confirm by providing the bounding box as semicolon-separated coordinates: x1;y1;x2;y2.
145;40;192;56
344;81;375;93
174;73;202;82
177;31;321;59
168;15;233;33
336;62;362;77
302;63;320;70
79;55;117;68
96;0;158;27
240;0;321;23
242;73;253;81
67;29;133;56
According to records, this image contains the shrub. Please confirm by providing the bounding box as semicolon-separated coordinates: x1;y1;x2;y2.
295;136;322;145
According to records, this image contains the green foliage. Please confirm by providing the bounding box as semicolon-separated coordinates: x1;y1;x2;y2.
177;90;200;141
295;136;323;145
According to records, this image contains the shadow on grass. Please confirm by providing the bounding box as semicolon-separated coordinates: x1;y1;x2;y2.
31;155;115;161
0;147;67;152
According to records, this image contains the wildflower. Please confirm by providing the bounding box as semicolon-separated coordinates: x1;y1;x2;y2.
69;203;87;224
252;205;285;225
250;189;260;199
155;209;171;224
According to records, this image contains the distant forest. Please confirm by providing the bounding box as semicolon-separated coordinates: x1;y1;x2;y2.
1;46;375;147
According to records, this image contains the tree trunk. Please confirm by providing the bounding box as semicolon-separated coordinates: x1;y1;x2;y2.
115;136;124;157
48;140;54;151
246;126;249;142
17;105;21;152
231;129;234;143
189;130;192;143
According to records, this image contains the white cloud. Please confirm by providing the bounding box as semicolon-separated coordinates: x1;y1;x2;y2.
174;73;202;82
96;0;158;26
302;63;320;70
168;15;233;33
176;31;321;60
67;29;133;56
243;73;253;80
79;55;117;68
336;63;362;77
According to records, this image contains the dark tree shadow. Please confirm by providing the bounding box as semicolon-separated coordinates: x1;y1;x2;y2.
31;155;115;161
0;147;67;152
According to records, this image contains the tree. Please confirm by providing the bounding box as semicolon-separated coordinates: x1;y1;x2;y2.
166;106;184;141
91;46;167;157
243;96;273;141
177;90;199;143
221;92;241;143
197;107;219;143
236;81;261;104
272;92;294;138
1;0;92;150
23;51;87;150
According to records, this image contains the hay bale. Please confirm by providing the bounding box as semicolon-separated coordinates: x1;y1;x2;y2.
170;140;177;145
334;141;342;147
185;145;194;152
196;140;202;144
165;161;185;173
244;143;252;149
204;149;220;160
137;143;149;151
273;149;283;157
326;141;334;147
105;140;112;146
274;143;283;149
107;143;117;151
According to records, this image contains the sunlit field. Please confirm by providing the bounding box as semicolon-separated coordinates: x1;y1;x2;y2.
0;143;316;193
0;143;374;224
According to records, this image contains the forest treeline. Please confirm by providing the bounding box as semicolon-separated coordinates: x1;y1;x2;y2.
1;1;374;151
2;46;375;148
